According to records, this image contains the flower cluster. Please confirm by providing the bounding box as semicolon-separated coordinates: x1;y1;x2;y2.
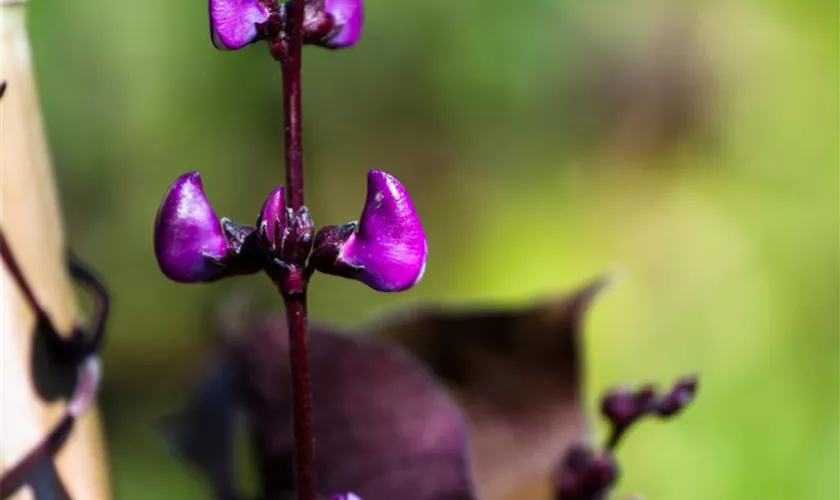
555;444;617;500
209;0;363;51
554;375;699;500
154;169;427;292
156;0;429;496
601;375;699;446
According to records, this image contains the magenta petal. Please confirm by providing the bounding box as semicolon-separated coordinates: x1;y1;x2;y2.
154;172;229;283
209;0;270;50
341;170;427;292
323;0;363;48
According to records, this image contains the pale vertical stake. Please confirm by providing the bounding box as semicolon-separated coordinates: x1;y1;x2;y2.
0;2;111;498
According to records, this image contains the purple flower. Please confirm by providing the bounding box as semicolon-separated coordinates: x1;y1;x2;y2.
320;0;363;48
311;170;427;292
154;172;229;283
209;0;270;50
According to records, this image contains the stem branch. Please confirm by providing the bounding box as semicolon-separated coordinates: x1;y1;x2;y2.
605;425;626;451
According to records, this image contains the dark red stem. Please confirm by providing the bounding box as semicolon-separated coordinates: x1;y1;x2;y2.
282;0;305;209
277;1;315;499
606;425;628;451
283;293;315;500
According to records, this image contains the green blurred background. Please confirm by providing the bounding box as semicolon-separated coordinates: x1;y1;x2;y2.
25;0;838;497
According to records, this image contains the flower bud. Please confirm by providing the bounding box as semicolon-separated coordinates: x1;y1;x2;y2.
209;0;270;50
154;172;230;283
656;375;698;417
316;0;363;48
633;384;658;413
287;206;315;264
601;386;638;427
554;444;618;500
311;170;427;292
256;186;314;266
257;185;289;253
586;453;618;489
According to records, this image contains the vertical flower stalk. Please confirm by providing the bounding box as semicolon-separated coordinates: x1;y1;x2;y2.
273;2;314;498
276;0;306;209
0;2;110;497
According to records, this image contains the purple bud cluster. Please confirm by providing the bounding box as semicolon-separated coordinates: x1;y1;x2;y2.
602;375;699;448
554;375;698;500
209;0;363;52
154;170;427;293
555;444;617;500
600;384;655;430
256;185;314;269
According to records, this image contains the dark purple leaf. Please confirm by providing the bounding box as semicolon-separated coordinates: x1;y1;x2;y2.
232;319;477;500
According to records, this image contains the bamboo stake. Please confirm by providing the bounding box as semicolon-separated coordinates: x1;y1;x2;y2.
0;4;111;499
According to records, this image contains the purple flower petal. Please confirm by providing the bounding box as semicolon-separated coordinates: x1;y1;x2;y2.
209;0;270;50
154;172;229;283
322;0;363;48
340;170;427;292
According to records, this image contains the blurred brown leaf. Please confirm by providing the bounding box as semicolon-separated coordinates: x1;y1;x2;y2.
371;275;611;500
